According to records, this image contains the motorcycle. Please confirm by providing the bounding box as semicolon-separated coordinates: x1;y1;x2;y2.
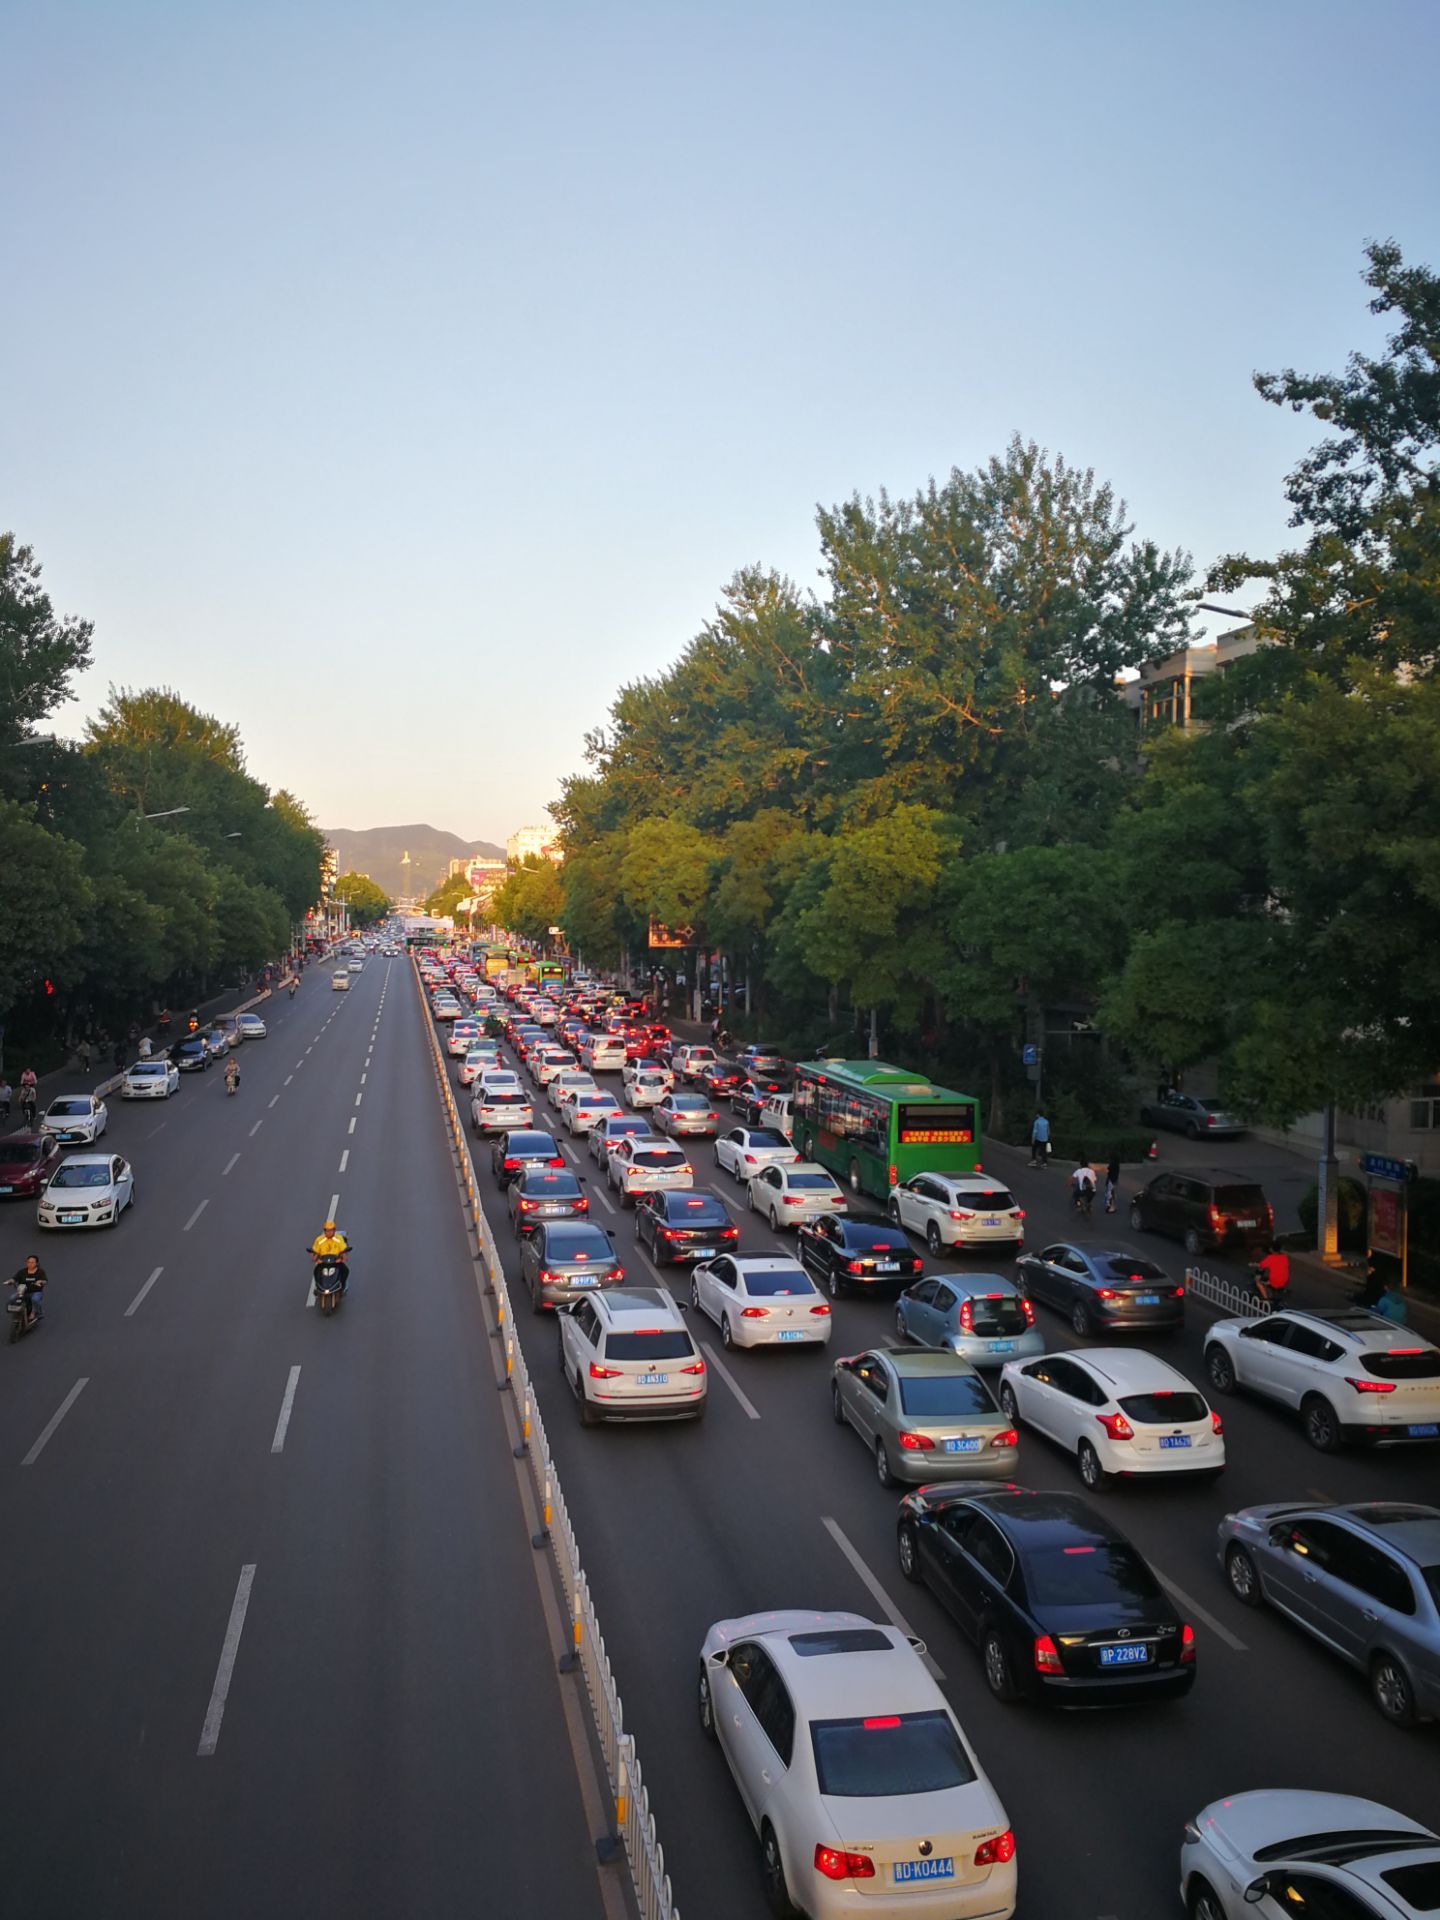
225;1065;240;1096
288;979;298;999
1071;1182;1095;1219
7;1280;41;1343
311;1252;349;1315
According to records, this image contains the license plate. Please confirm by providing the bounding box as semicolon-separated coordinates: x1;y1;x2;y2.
875;1260;900;1272
0;1186;11;1194
1098;1643;1151;1666
691;1247;715;1258
1158;1434;1192;1449
61;1132;83;1144
566;1274;597;1287
1408;1423;1439;1437
637;1373;669;1386
943;1436;983;1453
778;1330;804;1341
894;1857;954;1884
982;1216;1002;1227
989;1340;1014;1353
1234;1218;1257;1228
59;1211;85;1224
1133;1293;1160;1305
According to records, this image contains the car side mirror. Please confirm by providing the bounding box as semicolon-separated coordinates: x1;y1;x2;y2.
1243;1880;1269;1906
675;1300;688;1312
708;1648;730;1668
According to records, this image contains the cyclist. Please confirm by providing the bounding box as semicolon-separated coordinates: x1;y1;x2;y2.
1070;1161;1097;1217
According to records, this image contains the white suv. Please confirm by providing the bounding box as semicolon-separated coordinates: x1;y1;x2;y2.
559;1286;707;1424
581;1034;628;1072
1205;1306;1440;1453
889;1173;1025;1255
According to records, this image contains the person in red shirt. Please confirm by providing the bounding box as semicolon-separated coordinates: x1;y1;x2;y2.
1251;1246;1290;1303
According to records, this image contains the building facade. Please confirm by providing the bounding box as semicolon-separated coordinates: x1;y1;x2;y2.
506;825;561;865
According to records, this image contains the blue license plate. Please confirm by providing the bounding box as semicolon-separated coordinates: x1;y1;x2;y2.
1159;1435;1192;1449
988;1340;1014;1353
59;1212;85;1224
1133;1293;1160;1305
875;1260;900;1272
778;1331;804;1341
981;1216;1002;1227
943;1437;983;1453
637;1373;669;1386
691;1247;715;1258
1098;1643;1151;1666
0;1185;11;1194
894;1857;954;1884
1408;1423;1439;1437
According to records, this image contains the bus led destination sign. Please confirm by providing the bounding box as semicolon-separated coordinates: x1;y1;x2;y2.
900;1125;974;1145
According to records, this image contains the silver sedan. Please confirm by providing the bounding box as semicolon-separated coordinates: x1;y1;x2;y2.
895;1274;1044;1368
830;1348;1019;1488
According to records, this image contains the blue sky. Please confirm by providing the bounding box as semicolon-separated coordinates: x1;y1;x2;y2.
6;0;1438;843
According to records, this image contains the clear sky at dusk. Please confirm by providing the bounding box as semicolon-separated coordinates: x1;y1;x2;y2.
6;0;1438;843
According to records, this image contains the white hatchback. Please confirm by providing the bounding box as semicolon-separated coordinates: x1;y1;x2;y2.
626;1069;671;1109
582;1034;628;1072
565;1091;621;1136
699;1610;1016;1920
559;1286;707;1424
122;1060;179;1099
690;1254;832;1350
998;1347;1224;1491
888;1173;1025;1255
715;1125;799;1182
749;1161;847;1231
332;971;350;991
39;1151;135;1229
548;1068;598;1110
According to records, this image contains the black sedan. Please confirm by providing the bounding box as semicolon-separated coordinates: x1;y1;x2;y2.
696;1060;744;1100
175;1036;211;1072
518;1220;624;1313
1015;1243;1185;1337
635;1187;739;1266
507;1165;589;1231
797;1213;924;1298
896;1483;1196;1706
729;1076;787;1123
490;1129;566;1187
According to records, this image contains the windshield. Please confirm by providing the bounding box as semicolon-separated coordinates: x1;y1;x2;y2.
130;1064;166;1076
49;1100;89;1115
897;1375;997;1417
1024;1542;1163;1608
51;1164;112;1188
810;1712;974;1797
0;1144;43;1164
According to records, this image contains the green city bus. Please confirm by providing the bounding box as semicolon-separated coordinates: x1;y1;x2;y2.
792;1060;981;1201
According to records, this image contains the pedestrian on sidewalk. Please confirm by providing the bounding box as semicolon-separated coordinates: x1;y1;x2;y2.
112;1039;126;1073
138;1033;153;1059
1104;1148;1120;1214
1029;1111;1051;1168
77;1036;92;1072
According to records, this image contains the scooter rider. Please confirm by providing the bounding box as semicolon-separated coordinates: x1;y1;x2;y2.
11;1254;47;1328
1070;1161;1097;1215
224;1054;240;1093
310;1219;350;1290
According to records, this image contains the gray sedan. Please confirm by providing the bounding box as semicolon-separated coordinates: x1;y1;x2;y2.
895;1273;1044;1367
1140;1089;1246;1139
1218;1498;1440;1727
518;1220;624;1313
830;1347;1019;1488
1015;1242;1186;1338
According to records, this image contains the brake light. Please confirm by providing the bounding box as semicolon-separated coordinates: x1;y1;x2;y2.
814;1846;875;1882
613;1267;625;1280
990;1428;1018;1449
1020;1297;1035;1326
740;1306;768;1318
897;1432;935;1451
588;1362;621;1379
1346;1376;1397;1394
1016;1208;1026;1220
888;1164;897;1185
743;1153;757;1163
845;1259;864;1275
810;1303;831;1316
862;1716;899;1729
706;1112;716;1121
1208;1205;1222;1224
680;1360;706;1376
959;1298;974;1332
974;1830;1016;1867
949;1209;974;1220
1033;1635;1064;1674
575;1197;588;1211
1096;1411;1134;1440
1180;1623;1197;1664
519;1198;537;1211
502;1158;520;1170
549;1156;565;1167
1095;1287;1117;1300
723;1225;739;1239
1210;1410;1223;1434
783;1196;804;1206
661;1227;680;1239
1172;1285;1186;1298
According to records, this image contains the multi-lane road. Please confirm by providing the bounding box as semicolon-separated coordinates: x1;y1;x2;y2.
449;979;1440;1920
0;961;613;1920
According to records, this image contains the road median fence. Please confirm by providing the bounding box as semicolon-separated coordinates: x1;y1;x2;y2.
415;961;679;1920
1183;1263;1271;1319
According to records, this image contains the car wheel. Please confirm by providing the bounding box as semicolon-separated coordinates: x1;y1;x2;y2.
999;1383;1019;1422
897;1522;921;1583
926;1221;942;1256
1205;1346;1236;1394
1071;1298;1093;1338
874;1439;895;1488
721;1315;734;1351
690;1277;702;1310
1077;1440;1107;1490
887;1197;901;1226
830;1382;847;1427
982;1629;1018;1703
529;1275;545;1316
827;1268;844;1301
1183;1226;1206;1256
761;1825;797;1920
1128;1204;1145;1231
1186;1120;1200;1140
1302;1395;1342;1452
748;1184;759;1212
697;1663;718;1742
1224;1543;1263;1608
1188;1880;1228;1920
1371;1652;1419;1728
768;1205;781;1231
893;1305;908;1342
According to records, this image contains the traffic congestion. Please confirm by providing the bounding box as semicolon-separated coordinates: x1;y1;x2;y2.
418;941;1440;1920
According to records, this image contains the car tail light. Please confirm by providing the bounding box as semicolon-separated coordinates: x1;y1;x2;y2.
974;1830;1016;1867
740;1306;768;1318
502;1158;520;1171
519;1198;537;1211
949;1209;974;1220
1033;1634;1064;1674
958;1298;974;1333
680;1164;693;1176
1208;1205;1222;1225
723;1225;739;1239
588;1362;622;1379
990;1428;1018;1449
810;1304;831;1316
612;1267;625;1280
1095;1287;1117;1300
1020;1297;1035;1326
1346;1376;1396;1394
783;1196;804;1206
661;1227;680;1239
743;1152;757;1163
1171;1285;1186;1298
814;1846;875;1882
1209;1410;1223;1435
1096;1411;1134;1440
705;1112;716;1121
680;1360;706;1376
897;1432;935;1451
1015;1208;1025;1220
1180;1623;1197;1664
845;1259;864;1275
549;1156;565;1167
575;1197;588;1211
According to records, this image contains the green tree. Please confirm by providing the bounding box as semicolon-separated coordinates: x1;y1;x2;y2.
0;533;95;746
424;871;470;918
0;801;93;1013
493;861;565;947
333;871;391;928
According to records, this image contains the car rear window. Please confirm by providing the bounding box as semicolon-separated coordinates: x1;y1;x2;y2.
522;1172;580;1196
897;1375;997;1417
1024;1542;1163;1608
603;1330;695;1361
1102;1258;1169;1283
509;1134;556;1153
748;1130;787;1148
1212;1185;1268;1210
543;1225;612;1259
967;1188;1016;1209
744;1268;813;1297
1117;1391;1209;1424
966;1293;1029;1335
810;1711;975;1797
635;1147;686;1167
667;1196;728;1224
486;1092;527;1106
789;1173;838;1191
673;1095;709;1110
1381;1862;1440;1906
1362;1349;1440;1380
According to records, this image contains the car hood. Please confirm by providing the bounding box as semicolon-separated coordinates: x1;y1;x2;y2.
1194;1790;1435;1861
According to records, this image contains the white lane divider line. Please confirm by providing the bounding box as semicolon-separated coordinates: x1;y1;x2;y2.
269;1094;280;1108
329;1192;340;1214
354;1092;363;1107
306;1279;316;1308
594;1187;616;1213
347;1117;356;1134
284;1075;294;1086
270;1367;301;1454
821;1517;945;1681
561;1141;579;1162
1153;1569;1248;1654
360;1072;367;1085
223;1153;240;1176
22;1378;90;1466
125;1266;164;1317
338;1150;349;1172
147;1119;169;1138
197;1564;257;1756
698;1342;762;1421
249;1119;264;1137
184;1199;209;1232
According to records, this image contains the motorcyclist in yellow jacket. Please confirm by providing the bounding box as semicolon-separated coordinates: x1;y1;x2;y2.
309;1220;350;1288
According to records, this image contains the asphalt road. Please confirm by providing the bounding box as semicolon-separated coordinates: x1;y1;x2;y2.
0;961;611;1920
458;992;1440;1920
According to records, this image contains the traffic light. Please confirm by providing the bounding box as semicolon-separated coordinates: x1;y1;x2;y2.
42;978;56;997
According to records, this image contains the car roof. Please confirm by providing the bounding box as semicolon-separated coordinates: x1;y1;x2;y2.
712;1612;937;1718
1280;1307;1438;1352
730;1254;808;1272
1327;1503;1440;1565
781;1161;833;1178
936;1270;1026;1299
56;1151;115;1168
872;1348;981;1378
593;1286;684;1324
923;1483;1127;1548
1064;1347;1196;1392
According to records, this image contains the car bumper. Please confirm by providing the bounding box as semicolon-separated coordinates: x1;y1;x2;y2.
800;1862;1016;1920
735;1322;832;1348
1096;1307;1186;1333
1338;1418;1440;1447
952;1331;1046;1366
834;1267;923;1288
39;1207;114;1229
1029;1664;1196;1706
536;1276;622;1307
952;1224;1025;1249
893;1447;1017;1484
583;1389;706;1421
122;1085;168;1098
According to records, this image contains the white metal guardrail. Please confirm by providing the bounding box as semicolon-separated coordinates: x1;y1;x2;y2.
1184;1264;1272;1320
417;963;679;1920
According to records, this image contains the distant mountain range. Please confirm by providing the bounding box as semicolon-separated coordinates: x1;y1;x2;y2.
325;824;505;899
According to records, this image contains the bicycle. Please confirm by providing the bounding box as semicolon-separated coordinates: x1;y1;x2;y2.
1071;1183;1095;1219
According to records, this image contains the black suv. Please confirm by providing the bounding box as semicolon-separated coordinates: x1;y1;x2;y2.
1130;1171;1274;1255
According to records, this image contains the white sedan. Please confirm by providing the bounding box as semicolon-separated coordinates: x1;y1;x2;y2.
564;1092;622;1136
40;1094;108;1144
748;1161;847;1231
548;1068;598;1110
122;1059;180;1099
38;1152;135;1229
690;1254;831;1350
236;1012;268;1039
587;1114;653;1166
1180;1789;1439;1920
715;1125;800;1182
998;1347;1224;1492
699;1609;1016;1920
